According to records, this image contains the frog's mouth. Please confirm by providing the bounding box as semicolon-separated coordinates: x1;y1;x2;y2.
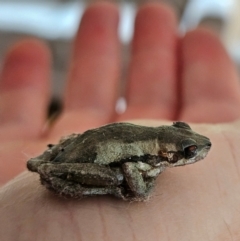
173;144;211;166
157;150;184;165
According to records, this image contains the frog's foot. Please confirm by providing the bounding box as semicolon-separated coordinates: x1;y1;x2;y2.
122;162;156;200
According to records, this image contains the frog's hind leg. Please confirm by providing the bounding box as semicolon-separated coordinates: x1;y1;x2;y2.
38;163;124;199
41;176;123;199
38;163;122;186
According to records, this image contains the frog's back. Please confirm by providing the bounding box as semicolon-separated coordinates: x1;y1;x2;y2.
53;123;160;164
81;123;158;143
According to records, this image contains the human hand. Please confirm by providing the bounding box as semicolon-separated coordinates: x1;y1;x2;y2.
1;2;240;240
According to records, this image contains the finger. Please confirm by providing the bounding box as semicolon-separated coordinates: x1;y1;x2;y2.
179;28;240;122
64;2;120;112
0;39;51;140
52;2;120;135
118;3;178;120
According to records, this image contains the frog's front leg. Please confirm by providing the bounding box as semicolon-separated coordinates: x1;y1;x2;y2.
122;161;161;200
37;163;124;199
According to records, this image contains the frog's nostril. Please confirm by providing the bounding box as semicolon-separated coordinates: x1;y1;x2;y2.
206;142;212;149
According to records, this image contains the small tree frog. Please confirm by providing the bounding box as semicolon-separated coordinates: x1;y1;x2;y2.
27;122;211;201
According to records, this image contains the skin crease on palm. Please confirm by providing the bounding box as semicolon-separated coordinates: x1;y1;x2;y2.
1;2;240;241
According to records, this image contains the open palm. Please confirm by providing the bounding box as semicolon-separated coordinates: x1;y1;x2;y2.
1;2;240;241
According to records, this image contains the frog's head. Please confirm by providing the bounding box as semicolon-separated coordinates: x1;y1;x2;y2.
157;122;212;167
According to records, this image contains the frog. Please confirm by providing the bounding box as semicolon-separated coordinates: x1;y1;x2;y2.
27;122;211;201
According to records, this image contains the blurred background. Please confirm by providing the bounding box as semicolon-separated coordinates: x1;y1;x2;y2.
0;0;239;113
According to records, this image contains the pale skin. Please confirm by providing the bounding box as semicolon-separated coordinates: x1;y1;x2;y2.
0;2;240;240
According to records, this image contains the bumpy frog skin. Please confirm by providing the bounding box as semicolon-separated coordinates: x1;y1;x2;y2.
27;122;211;201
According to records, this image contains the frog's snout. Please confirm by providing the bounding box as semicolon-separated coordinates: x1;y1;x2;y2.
205;141;212;150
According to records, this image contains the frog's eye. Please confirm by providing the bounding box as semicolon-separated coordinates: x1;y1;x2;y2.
181;139;198;159
184;145;197;159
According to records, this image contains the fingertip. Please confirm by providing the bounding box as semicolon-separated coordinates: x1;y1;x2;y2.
82;1;119;26
77;1;119;47
1;38;51;91
86;1;119;13
136;2;177;27
181;26;237;81
182;27;230;61
184;27;218;40
5;38;51;67
132;2;178;55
